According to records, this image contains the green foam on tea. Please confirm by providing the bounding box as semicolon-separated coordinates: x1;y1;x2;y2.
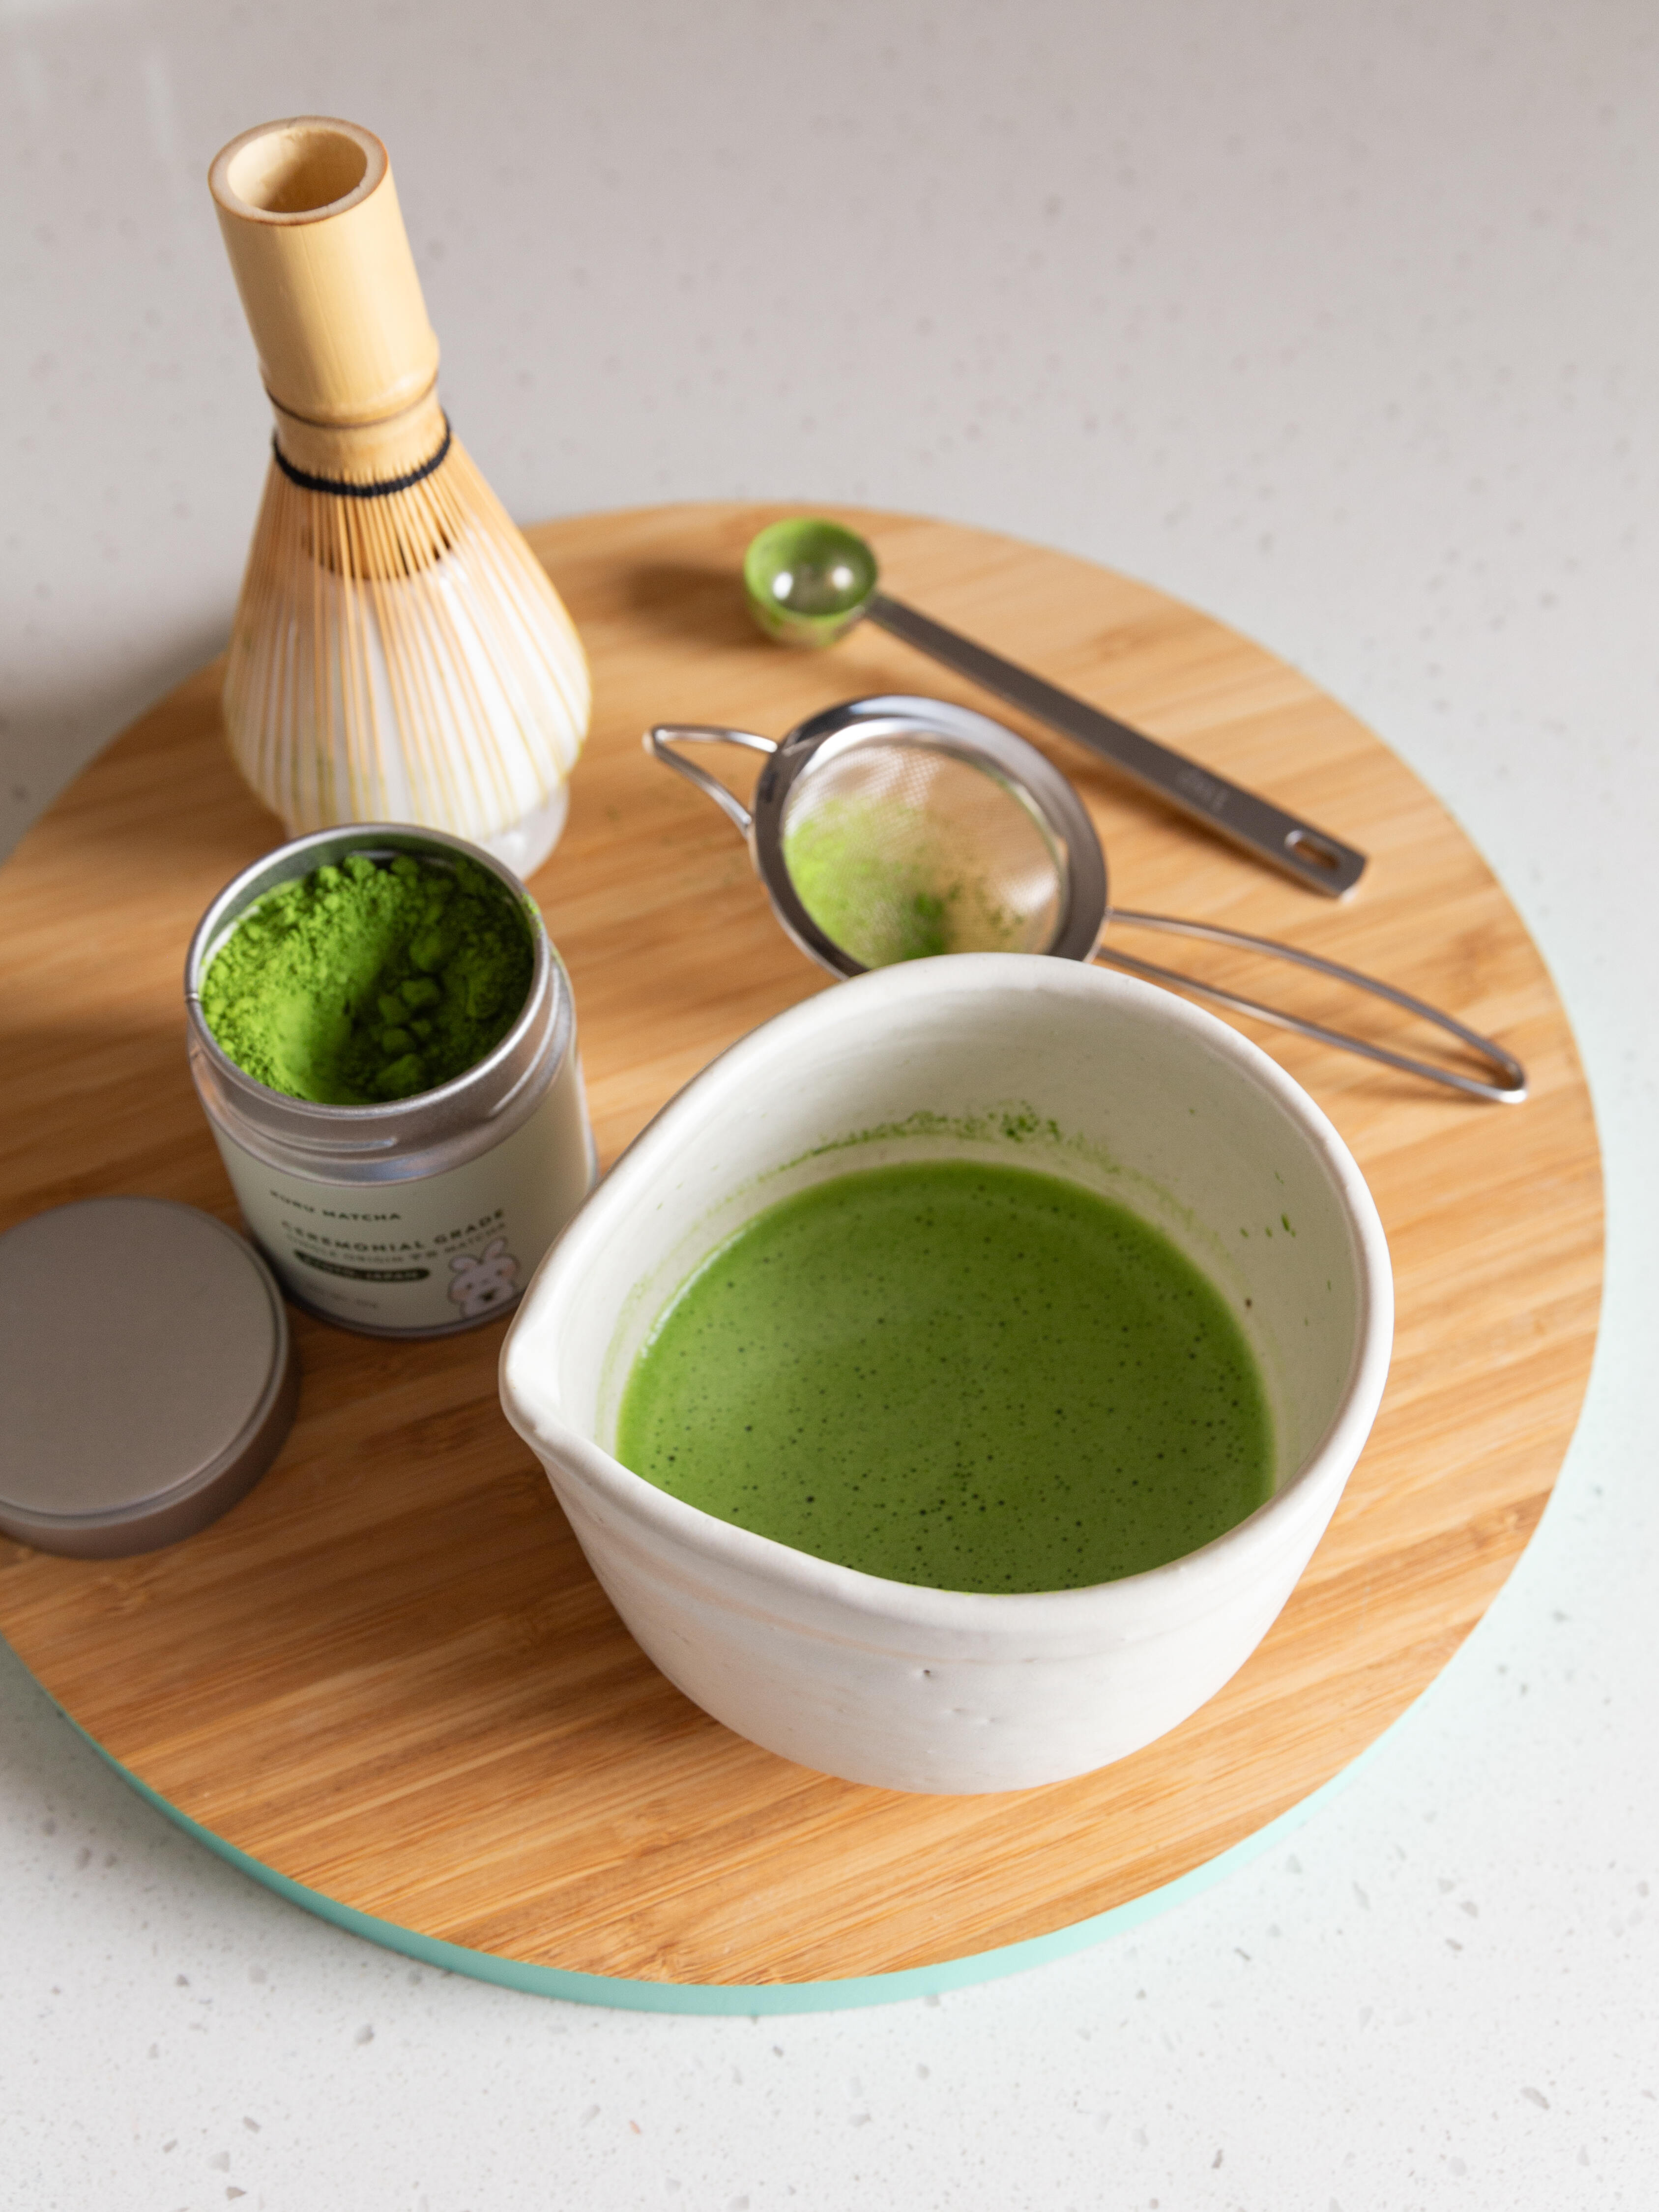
615;1159;1273;1594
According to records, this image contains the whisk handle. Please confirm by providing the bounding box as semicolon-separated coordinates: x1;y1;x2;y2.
865;593;1366;899
1097;909;1527;1104
210;118;440;427
645;726;778;836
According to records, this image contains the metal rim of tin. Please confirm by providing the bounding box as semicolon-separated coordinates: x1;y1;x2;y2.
184;823;575;1189
749;695;1109;981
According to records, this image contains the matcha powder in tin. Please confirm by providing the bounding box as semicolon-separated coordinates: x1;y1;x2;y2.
201;851;534;1104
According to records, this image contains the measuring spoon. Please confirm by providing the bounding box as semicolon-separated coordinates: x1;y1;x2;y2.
742;516;1366;899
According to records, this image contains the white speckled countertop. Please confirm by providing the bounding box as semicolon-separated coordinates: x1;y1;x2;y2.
3;3;1655;2204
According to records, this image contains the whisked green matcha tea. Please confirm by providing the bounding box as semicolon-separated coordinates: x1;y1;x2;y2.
615;1159;1272;1593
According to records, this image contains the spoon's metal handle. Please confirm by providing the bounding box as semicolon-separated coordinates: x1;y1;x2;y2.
865;591;1366;899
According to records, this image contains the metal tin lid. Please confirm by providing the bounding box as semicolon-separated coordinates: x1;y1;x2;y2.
0;1197;298;1557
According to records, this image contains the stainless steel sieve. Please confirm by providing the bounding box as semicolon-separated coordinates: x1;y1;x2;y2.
646;695;1526;1105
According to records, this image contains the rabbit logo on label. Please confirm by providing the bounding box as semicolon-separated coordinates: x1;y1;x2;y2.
447;1237;521;1319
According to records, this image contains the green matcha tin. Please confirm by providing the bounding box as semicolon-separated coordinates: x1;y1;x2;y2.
186;825;596;1338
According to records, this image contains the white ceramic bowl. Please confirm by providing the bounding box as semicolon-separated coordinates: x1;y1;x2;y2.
499;955;1393;1794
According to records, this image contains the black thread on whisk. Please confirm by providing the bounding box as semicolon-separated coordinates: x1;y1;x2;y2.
270;417;454;498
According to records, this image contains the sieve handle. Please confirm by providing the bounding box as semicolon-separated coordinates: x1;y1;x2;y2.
865;593;1367;899
1097;909;1527;1104
645;725;778;835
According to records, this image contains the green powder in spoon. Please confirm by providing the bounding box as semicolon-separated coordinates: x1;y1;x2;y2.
200;851;533;1104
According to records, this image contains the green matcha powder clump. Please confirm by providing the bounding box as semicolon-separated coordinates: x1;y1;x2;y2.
201;851;534;1104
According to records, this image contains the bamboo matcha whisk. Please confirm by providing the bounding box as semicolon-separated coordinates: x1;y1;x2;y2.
209;116;589;877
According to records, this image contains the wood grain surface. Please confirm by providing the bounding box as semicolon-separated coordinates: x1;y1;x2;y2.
0;504;1602;1988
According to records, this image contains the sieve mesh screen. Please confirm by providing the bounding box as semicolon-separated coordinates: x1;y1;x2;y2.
779;736;1065;968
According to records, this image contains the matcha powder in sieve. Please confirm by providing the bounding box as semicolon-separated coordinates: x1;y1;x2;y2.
200;851;535;1104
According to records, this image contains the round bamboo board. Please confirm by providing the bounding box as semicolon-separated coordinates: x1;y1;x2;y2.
0;504;1602;2010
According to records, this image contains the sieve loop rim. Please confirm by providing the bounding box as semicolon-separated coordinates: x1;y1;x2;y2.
751;695;1108;979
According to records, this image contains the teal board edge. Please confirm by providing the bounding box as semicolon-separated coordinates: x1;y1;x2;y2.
58;1698;1391;2016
